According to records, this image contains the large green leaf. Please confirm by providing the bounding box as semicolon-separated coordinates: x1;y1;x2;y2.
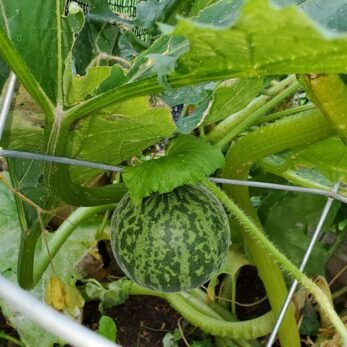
259;136;347;195
191;0;244;27
173;0;347;77
203;78;263;125
69;96;176;183
294;137;347;183
123;134;225;203
0;0;81;105
0;3;84;266
71;96;176;164
258;190;339;275
175;78;262;133
73;0;131;74
273;0;347;33
126;35;189;85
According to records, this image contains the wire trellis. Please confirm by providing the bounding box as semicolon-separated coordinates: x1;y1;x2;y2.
0;71;345;347
0;2;346;346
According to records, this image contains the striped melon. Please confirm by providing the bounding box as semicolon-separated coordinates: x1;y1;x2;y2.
110;184;230;292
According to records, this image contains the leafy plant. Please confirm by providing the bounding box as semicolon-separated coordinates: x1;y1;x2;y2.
1;0;347;346
97;315;117;342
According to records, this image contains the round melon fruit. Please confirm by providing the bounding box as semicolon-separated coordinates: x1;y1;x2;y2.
110;184;230;292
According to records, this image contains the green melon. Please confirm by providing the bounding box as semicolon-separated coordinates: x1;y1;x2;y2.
110;184;231;292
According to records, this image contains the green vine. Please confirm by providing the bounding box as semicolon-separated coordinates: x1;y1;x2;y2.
30;203;272;342
218;109;336;346
127;281;274;340
202;179;347;343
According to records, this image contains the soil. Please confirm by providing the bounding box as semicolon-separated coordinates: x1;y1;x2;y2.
2;238;344;346
236;265;271;320
83;296;184;347
0;296;185;347
79;241;202;347
0;265;270;347
0;310;21;347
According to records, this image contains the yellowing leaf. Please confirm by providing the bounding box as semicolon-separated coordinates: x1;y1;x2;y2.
45;275;84;317
45;275;67;311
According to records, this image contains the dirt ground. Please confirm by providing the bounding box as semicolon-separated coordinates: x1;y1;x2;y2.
83;296;183;347
0;265;270;347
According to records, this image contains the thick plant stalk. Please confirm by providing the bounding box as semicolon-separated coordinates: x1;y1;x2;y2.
303;74;347;144
43;120;127;207
220;109;335;347
203;179;347;344
127;281;274;340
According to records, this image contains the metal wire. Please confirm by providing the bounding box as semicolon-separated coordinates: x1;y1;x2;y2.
265;181;341;346
1;149;347;204
0;72;16;140
0;149;123;172
0;275;120;347
211;177;347;204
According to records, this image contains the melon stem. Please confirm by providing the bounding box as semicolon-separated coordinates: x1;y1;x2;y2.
202;179;347;344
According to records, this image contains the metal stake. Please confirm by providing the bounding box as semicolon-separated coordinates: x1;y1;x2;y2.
0;72;16;140
266;181;341;346
0;275;120;347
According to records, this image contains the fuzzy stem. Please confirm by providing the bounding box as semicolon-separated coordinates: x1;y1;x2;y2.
165;292;274;340
220;109;335;346
179;291;227;320
203;179;347;343
190;288;237;321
